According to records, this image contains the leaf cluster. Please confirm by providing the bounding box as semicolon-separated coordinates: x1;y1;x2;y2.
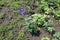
26;21;40;34
53;32;60;40
43;20;55;35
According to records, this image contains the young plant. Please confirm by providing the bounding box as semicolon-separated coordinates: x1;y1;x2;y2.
46;27;55;35
54;9;60;20
43;20;55;35
31;14;47;26
25;14;47;27
26;21;40;34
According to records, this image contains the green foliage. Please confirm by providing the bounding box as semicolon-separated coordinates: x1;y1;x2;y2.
25;14;49;34
0;0;23;10
39;0;50;14
0;25;7;32
41;37;50;40
43;20;55;35
53;0;60;6
0;31;14;40
26;21;40;34
0;23;22;40
38;0;51;15
31;14;47;26
10;1;23;10
26;14;46;25
16;30;28;40
16;15;23;21
25;14;47;34
3;31;14;40
13;10;19;16
46;27;55;34
16;22;22;28
54;9;60;20
9;19;16;25
9;19;22;28
0;25;27;40
0;0;9;6
13;10;23;21
0;0;60;40
27;0;37;10
53;32;60;40
38;0;60;15
0;18;22;40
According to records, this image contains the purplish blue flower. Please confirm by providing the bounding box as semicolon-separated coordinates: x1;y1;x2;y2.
20;7;28;16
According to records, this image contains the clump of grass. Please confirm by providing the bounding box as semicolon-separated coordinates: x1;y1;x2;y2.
16;30;28;40
0;22;22;40
0;16;22;40
10;1;23;10
3;31;14;40
0;25;14;40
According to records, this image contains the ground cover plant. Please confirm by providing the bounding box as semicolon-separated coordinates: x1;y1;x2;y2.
0;0;60;40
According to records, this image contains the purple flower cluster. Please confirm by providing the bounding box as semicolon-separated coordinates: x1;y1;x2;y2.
20;7;28;16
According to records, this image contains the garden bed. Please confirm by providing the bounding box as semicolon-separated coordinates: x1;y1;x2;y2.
0;0;60;40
